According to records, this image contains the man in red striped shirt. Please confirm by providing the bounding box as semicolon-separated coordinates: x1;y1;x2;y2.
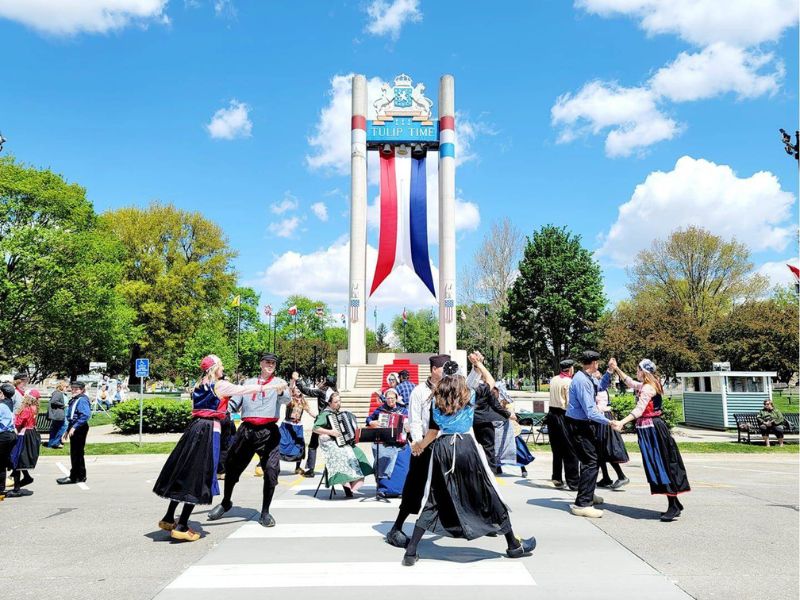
207;353;290;527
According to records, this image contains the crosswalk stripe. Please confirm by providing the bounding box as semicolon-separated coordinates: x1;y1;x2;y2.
167;562;536;589
229;522;428;539
269;498;398;509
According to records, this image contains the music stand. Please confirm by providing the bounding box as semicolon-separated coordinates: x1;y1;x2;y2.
357;427;403;503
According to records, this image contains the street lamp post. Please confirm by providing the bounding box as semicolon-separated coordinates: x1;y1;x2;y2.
779;129;799;163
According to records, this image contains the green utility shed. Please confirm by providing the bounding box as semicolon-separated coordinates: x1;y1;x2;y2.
676;371;776;430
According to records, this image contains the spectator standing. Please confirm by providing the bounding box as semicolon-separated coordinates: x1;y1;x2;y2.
0;383;18;501
395;370;415;406
12;372;28;412
757;400;786;447
47;382;67;449
57;381;91;485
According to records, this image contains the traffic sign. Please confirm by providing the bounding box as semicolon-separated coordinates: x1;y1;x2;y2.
135;358;150;378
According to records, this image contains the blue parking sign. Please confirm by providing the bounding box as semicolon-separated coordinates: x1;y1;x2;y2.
135;358;150;378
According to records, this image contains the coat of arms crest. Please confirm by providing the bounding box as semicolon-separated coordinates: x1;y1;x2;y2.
373;74;433;124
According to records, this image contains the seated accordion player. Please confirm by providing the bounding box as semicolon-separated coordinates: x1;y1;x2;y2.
329;411;359;447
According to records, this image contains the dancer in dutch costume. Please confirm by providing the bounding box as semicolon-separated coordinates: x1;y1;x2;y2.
401;358;536;566
384;354;449;548
207;353;290;528
611;358;690;521
295;374;337;478
591;370;629;490
312;392;373;496
547;359;580;489
7;390;41;496
278;374;318;474
495;382;533;477
153;355;272;541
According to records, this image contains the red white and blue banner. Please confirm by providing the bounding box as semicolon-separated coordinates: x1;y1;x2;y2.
370;146;436;298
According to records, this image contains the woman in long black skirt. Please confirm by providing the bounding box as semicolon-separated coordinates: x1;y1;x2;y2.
401;357;535;566
152;355;280;541
612;358;690;521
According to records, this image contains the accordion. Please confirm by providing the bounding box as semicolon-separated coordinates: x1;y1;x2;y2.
329;411;358;447
377;412;408;444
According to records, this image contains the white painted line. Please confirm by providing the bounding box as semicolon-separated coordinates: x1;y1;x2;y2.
270;498;397;509
167;562;536;589
229;522;429;539
695;464;797;476
55;462;89;490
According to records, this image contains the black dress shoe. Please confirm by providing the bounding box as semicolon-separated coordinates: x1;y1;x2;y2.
4;489;32;498
596;478;613;488
506;536;537;558
660;506;681;522
520;467;528;477
401;553;419;566
56;477;75;485
258;513;276;528
302;469;315;478
19;474;34;488
385;528;410;548
207;502;232;521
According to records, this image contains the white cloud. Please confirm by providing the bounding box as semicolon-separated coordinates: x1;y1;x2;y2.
213;0;236;18
270;193;299;215
365;0;422;40
551;82;680;157
206;99;252;140
576;0;799;47
268;217;300;239
756;258;800;288
0;0;169;35
555;1;796;156
598;156;796;266
258;238;438;308
650;43;783;102
310;202;329;221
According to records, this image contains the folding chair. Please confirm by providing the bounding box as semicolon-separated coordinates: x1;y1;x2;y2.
313;466;340;499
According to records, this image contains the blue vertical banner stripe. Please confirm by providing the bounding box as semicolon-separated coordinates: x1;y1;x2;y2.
409;152;436;298
439;143;455;158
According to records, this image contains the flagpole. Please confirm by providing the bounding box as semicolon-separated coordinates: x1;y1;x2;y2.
235;302;241;380
293;311;298;372
266;313;271;354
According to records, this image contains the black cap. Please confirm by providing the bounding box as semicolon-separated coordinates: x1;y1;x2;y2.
579;350;601;365
429;354;451;369
324;375;337;389
69;380;86;390
260;353;279;363
0;383;15;398
13;372;27;381
559;359;575;370
399;369;409;379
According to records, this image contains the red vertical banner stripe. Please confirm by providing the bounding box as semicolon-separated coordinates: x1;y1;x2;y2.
370;151;398;296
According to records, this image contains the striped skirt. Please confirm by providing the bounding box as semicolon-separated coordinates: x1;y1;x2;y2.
636;416;690;496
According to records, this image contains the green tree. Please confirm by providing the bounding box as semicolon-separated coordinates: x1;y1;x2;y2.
176;319;236;385
102;202;237;380
629;226;767;327
502;225;606;372
710;291;799;383
0;156;135;379
391;309;438;353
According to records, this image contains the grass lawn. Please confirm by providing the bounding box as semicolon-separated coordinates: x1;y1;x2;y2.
40;442;178;456
88;412;114;427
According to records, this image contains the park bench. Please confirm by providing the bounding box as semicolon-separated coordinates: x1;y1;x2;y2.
35;412;52;435
734;413;799;444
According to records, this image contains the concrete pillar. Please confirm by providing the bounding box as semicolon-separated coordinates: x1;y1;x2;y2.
347;74;368;367
438;75;457;356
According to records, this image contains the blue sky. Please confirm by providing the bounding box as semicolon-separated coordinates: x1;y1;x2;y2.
1;0;798;326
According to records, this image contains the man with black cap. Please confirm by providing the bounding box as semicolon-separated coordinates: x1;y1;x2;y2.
385;354;448;548
57;381;91;484
565;351;619;518
548;359;580;489
295;373;337;478
207;353;290;527
12;372;28;412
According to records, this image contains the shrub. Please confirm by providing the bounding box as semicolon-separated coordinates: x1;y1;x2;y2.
111;398;192;434
609;393;680;429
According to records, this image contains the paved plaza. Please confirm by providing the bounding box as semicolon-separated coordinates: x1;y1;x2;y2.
4;450;798;600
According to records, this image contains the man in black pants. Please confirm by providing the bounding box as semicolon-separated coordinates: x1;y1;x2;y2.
207;354;290;527
547;359;581;489
565;352;618;518
385;354;449;548
57;381;91;484
0;383;18;500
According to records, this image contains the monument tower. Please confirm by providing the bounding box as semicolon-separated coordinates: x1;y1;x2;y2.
338;74;463;391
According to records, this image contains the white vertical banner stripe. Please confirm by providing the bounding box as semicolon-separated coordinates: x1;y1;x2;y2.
394;148;413;268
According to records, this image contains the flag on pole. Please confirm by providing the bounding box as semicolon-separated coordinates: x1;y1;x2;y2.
373;306;377;318
402;307;408;325
341;313;346;325
264;304;272;317
349;298;360;322
231;295;241;307
788;264;800;281
315;306;324;317
288;305;298;316
445;298;455;323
